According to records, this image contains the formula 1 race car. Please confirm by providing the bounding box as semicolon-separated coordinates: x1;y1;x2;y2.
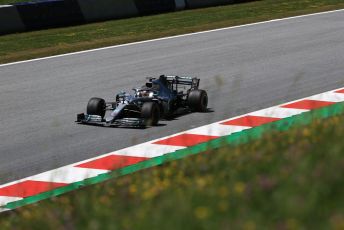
76;75;208;127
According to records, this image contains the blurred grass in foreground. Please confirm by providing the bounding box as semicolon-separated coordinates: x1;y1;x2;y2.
1;0;344;63
1;109;344;229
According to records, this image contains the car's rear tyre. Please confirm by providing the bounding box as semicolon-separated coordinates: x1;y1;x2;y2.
141;102;160;126
188;90;208;112
87;97;106;118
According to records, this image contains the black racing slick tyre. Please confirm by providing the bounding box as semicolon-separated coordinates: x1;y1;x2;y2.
87;97;106;118
188;90;208;112
141;102;160;126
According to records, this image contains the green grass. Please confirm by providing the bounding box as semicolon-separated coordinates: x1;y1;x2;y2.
0;0;24;4
0;0;344;64
1;104;344;229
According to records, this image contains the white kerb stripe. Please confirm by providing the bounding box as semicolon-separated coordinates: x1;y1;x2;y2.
26;166;109;184
249;107;308;118
186;123;250;136
307;92;344;103
114;143;185;158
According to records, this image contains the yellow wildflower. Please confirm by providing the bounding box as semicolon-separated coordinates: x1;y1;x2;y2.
194;206;209;220
129;184;137;194
234;182;246;195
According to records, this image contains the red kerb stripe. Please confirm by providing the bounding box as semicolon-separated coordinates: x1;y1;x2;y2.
335;89;344;94
221;115;280;127
75;155;148;170
153;133;219;147
281;99;334;110
0;180;67;198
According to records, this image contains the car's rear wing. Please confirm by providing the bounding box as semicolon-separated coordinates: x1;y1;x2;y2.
165;75;200;89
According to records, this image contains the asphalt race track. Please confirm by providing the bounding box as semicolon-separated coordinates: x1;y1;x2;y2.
0;10;343;184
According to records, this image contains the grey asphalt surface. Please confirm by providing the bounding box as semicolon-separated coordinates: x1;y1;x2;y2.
0;10;344;185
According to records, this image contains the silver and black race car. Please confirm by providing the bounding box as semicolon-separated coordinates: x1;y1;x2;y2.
76;75;208;127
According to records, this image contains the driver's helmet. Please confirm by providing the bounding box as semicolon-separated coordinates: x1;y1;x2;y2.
137;90;154;98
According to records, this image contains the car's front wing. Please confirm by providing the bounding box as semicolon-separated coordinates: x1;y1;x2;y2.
76;113;145;128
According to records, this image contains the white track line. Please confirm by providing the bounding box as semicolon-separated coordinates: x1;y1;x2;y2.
0;9;343;68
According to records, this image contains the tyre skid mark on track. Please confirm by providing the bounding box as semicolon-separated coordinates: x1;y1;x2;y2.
0;87;344;211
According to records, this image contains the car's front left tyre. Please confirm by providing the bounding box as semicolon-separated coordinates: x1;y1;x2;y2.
141;102;160;126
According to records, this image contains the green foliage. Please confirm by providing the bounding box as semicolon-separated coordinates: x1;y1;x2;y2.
1;111;344;229
0;0;344;63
